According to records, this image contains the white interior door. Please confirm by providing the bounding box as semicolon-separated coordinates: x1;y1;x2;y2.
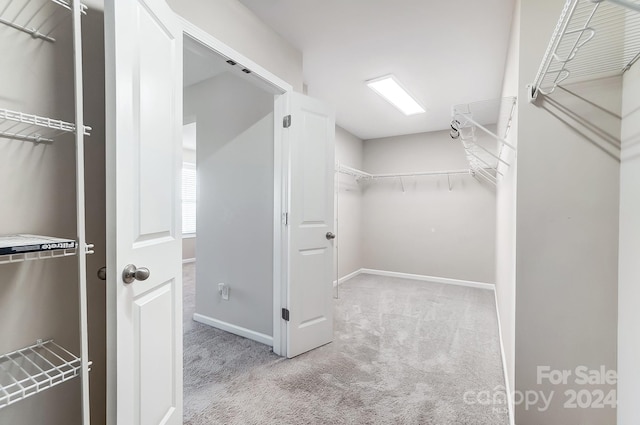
105;1;183;424
285;92;336;358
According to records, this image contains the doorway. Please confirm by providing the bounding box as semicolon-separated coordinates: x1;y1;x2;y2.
181;35;283;331
181;33;284;411
103;5;335;423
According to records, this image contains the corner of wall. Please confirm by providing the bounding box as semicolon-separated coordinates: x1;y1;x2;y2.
494;1;521;422
335;126;365;278
617;61;640;425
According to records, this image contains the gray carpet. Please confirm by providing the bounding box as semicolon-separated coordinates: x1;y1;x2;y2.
183;264;509;425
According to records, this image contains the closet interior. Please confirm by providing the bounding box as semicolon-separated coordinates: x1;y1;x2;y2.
336;96;517;188
0;0;639;423
0;0;92;423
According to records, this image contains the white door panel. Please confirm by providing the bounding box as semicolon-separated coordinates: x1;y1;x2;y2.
136;281;178;425
105;0;182;424
286;93;335;358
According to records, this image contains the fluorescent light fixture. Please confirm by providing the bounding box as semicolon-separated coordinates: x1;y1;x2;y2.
366;75;425;116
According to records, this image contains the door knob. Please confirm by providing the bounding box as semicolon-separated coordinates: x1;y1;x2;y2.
326;232;336;240
122;264;150;284
97;267;107;281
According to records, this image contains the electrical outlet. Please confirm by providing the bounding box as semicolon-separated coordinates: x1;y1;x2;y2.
218;283;229;300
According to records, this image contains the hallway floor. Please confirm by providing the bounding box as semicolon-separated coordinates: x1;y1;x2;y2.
183;264;508;425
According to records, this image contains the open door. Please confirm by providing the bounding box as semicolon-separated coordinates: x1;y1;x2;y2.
284;92;336;358
105;1;183;424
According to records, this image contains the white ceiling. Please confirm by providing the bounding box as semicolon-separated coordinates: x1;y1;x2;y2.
184;37;230;87
238;0;515;140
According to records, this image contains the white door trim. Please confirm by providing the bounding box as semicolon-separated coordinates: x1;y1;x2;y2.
179;17;291;356
273;94;289;356
179;18;292;94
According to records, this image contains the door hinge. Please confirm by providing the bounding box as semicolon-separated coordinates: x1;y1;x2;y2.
283;115;292;128
283;212;289;226
282;308;290;321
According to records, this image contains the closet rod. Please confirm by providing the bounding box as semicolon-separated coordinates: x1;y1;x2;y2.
0;15;56;42
335;164;472;179
367;169;471;179
0;0;88;43
466;151;505;176
472;166;497;184
335;164;372;179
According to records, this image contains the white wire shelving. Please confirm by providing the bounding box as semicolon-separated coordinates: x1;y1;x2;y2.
1;0;92;421
335;163;472;191
0;248;76;264
0;234;94;264
0;108;91;143
0;0;87;43
335;164;372;180
450;97;517;186
529;0;640;101
0;245;95;265
0;339;86;409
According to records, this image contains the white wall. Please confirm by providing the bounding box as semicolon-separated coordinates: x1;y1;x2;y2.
515;1;620;423
183;237;196;262
185;72;275;339
495;0;520;402
167;0;303;92
335;126;364;279
617;62;640;425
361;131;496;283
184;149;196;164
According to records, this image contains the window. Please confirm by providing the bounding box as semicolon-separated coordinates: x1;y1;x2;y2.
182;163;196;235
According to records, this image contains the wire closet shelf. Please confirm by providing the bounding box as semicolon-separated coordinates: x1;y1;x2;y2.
0;339;88;409
0;244;95;265
0;108;92;143
0;0;87;42
450;97;517;186
335;164;472;191
0;248;76;264
529;0;640;101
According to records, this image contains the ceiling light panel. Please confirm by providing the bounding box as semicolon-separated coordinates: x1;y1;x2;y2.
366;75;425;116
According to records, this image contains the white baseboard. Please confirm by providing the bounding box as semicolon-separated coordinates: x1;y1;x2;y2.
333;268;362;286
182;258;196;264
494;290;515;425
193;313;273;346
360;268;495;290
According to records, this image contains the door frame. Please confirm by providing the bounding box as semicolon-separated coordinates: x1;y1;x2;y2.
179;18;292;356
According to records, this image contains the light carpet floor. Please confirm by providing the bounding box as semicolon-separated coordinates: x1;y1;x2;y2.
183;264;509;425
